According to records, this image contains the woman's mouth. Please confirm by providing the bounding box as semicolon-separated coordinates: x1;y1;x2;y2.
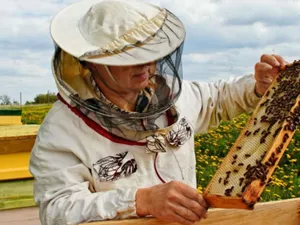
133;72;149;80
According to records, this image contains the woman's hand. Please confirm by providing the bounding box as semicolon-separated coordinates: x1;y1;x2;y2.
254;54;290;96
136;181;209;225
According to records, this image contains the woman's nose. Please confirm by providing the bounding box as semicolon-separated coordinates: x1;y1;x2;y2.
137;63;151;68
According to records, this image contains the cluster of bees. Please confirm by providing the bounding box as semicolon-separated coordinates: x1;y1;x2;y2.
207;60;300;204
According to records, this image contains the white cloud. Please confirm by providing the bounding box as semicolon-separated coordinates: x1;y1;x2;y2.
0;49;53;76
0;0;65;16
148;0;300;25
0;59;48;77
0;17;50;38
0;48;55;103
183;42;300;82
1;0;300;103
1;75;57;105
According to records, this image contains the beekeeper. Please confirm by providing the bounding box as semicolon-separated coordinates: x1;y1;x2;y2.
29;0;288;225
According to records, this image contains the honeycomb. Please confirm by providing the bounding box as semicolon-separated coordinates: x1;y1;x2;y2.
203;60;300;209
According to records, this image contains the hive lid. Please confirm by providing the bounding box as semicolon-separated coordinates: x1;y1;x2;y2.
0;109;22;116
0;125;40;139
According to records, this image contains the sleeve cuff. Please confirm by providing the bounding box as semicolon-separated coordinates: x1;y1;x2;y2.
116;187;139;219
254;85;263;98
243;74;262;112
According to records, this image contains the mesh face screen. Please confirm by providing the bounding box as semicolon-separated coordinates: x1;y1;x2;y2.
54;44;184;120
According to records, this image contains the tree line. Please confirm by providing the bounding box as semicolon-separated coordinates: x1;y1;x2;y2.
0;93;57;105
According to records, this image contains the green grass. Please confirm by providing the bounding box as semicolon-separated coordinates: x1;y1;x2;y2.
0;179;35;210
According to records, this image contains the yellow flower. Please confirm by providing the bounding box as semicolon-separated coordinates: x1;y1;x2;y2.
273;194;281;198
197;187;203;194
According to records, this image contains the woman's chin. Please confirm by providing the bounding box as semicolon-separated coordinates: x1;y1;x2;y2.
133;81;149;91
132;74;149;89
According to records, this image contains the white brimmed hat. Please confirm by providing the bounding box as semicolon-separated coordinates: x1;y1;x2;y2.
50;0;186;66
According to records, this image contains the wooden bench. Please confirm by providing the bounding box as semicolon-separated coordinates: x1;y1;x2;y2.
0;198;299;225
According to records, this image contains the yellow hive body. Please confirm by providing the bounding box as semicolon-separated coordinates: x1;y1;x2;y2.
0;116;22;126
0;109;22;126
0;125;39;180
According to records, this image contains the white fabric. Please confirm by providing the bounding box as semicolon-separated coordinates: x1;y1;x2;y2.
50;0;185;66
79;1;161;46
29;74;260;225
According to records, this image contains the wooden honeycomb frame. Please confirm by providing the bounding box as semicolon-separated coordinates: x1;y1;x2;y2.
203;60;300;209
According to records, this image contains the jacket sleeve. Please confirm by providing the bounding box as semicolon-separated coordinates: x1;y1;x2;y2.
180;74;261;135
29;123;138;225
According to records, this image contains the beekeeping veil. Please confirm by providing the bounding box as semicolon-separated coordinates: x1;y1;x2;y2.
50;0;186;141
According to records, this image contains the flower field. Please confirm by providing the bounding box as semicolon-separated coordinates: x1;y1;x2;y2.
19;104;299;202
21;104;53;124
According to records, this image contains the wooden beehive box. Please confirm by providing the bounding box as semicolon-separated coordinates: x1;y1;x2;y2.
0;125;39;180
0;125;39;154
0;109;22;126
204;60;300;209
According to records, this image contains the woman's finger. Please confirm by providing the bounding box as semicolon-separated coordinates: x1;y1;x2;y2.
255;74;273;84
175;182;209;209
271;54;285;65
272;54;291;69
173;194;208;219
255;62;273;73
197;194;209;210
260;54;280;67
168;210;196;225
169;201;201;222
255;68;279;83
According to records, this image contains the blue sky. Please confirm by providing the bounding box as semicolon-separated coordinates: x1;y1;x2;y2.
1;0;300;103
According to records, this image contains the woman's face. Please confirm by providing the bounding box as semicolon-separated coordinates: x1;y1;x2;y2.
93;63;154;94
